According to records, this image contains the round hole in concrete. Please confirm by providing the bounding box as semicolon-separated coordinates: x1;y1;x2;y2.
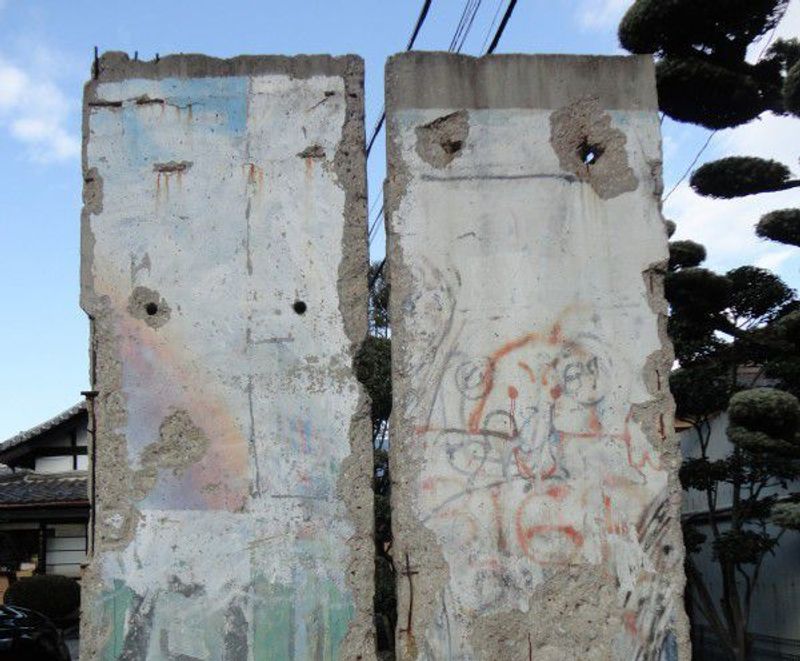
578;139;604;165
145;302;159;316
293;300;307;315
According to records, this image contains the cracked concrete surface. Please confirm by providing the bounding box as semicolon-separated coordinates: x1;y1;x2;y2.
80;52;373;660
385;52;690;660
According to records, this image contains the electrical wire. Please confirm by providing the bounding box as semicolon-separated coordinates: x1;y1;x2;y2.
365;0;433;158
486;0;518;54
368;205;384;242
663;131;716;202
449;0;474;52
663;4;786;204
370;0;521;284
456;0;483;53
480;0;505;53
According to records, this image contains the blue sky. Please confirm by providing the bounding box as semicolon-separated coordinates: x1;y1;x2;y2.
0;0;798;440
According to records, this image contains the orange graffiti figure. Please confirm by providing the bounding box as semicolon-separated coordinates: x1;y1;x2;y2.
419;317;665;569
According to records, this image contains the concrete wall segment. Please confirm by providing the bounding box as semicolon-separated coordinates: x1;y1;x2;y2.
385;52;689;661
80;52;374;660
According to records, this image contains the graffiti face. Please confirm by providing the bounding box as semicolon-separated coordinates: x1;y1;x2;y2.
416;314;667;616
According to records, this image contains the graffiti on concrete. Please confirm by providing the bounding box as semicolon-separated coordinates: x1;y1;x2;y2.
404;266;675;654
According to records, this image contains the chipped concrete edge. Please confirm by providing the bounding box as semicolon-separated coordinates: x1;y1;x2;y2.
637;77;693;659
80;56;136;660
384;54;451;661
331;55;378;661
90;50;366;83
80;52;376;660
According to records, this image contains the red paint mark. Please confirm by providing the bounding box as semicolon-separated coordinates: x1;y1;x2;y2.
548;323;562;345
549;385;562;400
508;385;518;400
619;412;661;471
588;408;602;435
623;611;638;636
659;413;666;442
518;361;535;383
515;521;584;560
546;485;568;500
603;494;619;534
421;477;435;492
467;331;540;433
490;487;508;552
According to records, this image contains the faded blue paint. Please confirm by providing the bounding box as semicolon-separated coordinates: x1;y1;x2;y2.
98;579;136;661
91;76;249;171
252;572;353;661
158;76;249;136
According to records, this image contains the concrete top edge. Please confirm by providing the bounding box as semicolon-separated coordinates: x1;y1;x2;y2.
90;51;364;84
385;52;657;111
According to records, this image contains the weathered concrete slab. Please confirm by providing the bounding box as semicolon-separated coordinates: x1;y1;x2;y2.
385;53;690;660
80;52;374;660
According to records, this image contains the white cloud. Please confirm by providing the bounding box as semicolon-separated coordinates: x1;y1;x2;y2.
575;0;630;31
756;247;796;271
664;111;800;289
0;53;79;162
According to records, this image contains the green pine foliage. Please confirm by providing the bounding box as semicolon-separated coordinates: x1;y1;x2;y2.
619;0;791;129
624;5;800;650
757;209;800;247
786;61;800;115
668;240;706;270
690;157;798;198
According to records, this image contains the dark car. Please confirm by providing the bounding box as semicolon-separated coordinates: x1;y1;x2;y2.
0;604;70;661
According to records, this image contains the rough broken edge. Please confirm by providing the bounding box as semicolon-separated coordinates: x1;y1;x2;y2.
384;52;691;660
79;52;375;660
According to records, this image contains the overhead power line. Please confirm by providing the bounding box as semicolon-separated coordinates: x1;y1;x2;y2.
365;115;385;158
486;0;518;54
366;0;433;158
405;0;434;51
368;204;384;242
457;0;484;53
663;131;716;202
370;0;521;284
480;0;505;53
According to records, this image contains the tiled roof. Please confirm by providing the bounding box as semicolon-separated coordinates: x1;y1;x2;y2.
0;402;86;454
0;469;88;506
